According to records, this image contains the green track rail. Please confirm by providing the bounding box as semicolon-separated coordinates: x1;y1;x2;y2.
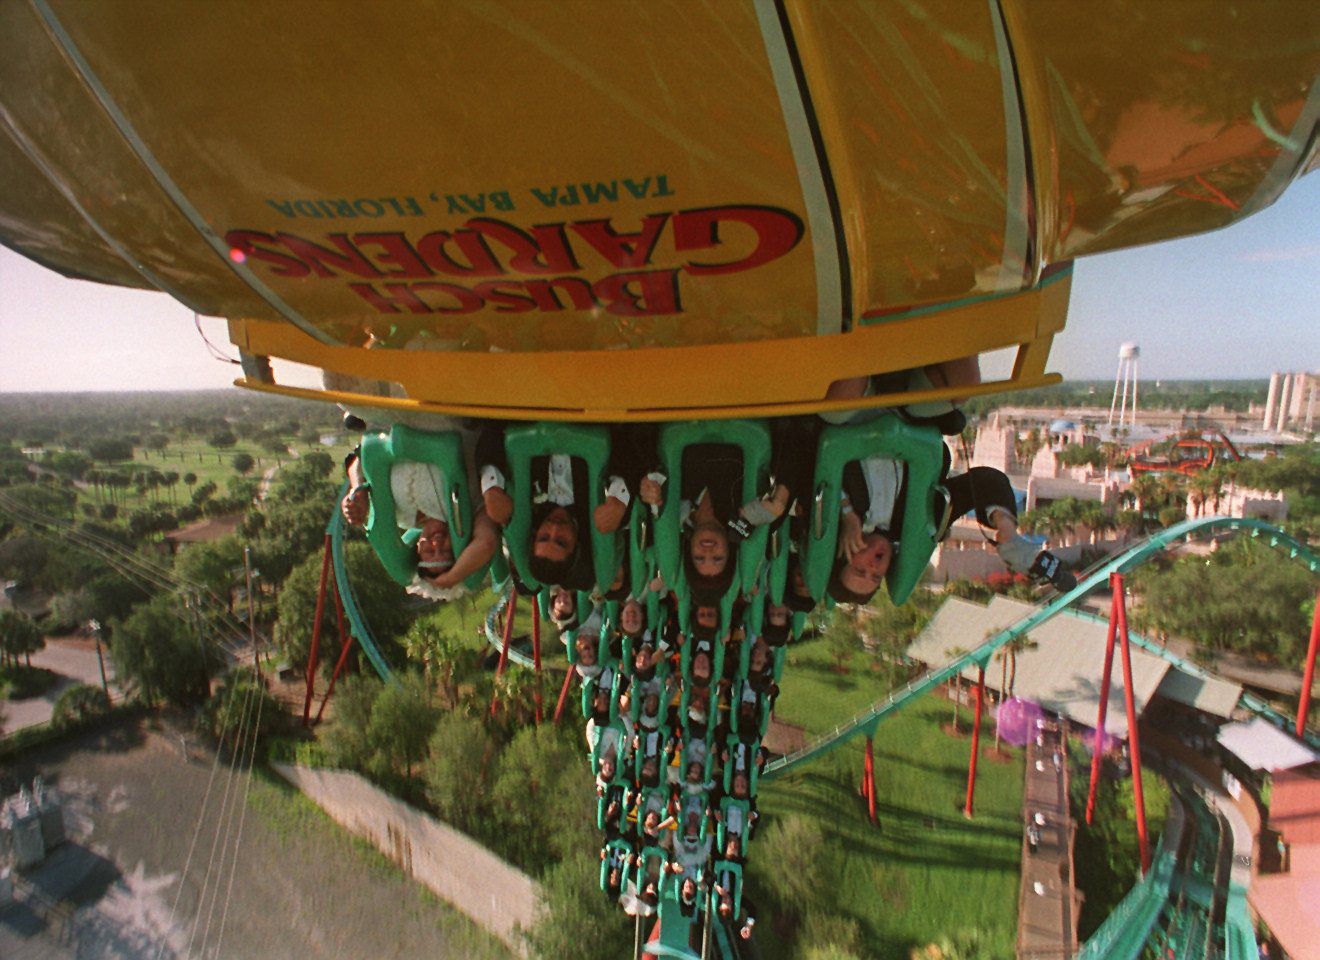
329;481;394;682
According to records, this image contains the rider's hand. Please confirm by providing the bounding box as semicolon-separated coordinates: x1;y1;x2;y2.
639;476;664;507
839;510;864;560
341;487;369;526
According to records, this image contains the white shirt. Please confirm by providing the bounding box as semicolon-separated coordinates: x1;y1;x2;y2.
858;456;902;534
481;456;630;507
390;461;449;529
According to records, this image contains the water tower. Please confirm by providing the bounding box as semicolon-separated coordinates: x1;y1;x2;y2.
1108;342;1140;430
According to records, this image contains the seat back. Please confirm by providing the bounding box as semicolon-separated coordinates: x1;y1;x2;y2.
655;419;772;602
800;416;944;605
358;425;484;590
503;423;619;592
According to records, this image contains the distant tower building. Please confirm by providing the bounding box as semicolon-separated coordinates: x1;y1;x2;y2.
1276;374;1293;433
1263;372;1282;428
1265;370;1320;433
1108;342;1140;430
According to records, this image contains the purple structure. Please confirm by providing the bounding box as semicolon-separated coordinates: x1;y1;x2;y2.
994;697;1044;747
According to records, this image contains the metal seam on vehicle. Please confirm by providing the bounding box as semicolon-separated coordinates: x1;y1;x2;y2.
988;0;1033;289
28;0;336;346
1242;78;1320;216
752;0;847;336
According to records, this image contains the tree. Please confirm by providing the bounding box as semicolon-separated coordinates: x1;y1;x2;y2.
0;609;45;668
490;724;594;872
183;471;198;491
209;429;237;450
275;543;410;671
232;452;255;475
322;672;381;772
174;536;244;609
403;612;481;708
524;850;628;960
202;668;280;752
51;684;111;731
367;671;441;790
423;712;495;833
110;593;212;707
87;437;134;463
822;607;857;673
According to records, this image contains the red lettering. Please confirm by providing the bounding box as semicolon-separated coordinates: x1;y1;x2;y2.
592;269;681;317
524;278;596;312
411;282;483;314
467;218;579;275
348;282;431;314
569;214;669;268
672;205;804;276
275;233;382;278
415;231;503;277
223;230;310;278
473;281;538;313
352;232;431;278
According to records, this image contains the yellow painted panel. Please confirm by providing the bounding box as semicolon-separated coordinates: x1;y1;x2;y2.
1004;0;1320;262
789;0;1028;317
45;0;820;350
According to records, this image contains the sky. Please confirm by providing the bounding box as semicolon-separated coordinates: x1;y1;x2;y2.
1;174;1317;393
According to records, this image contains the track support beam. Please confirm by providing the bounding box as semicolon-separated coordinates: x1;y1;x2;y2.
302;533;333;726
1086;581;1121;826
964;665;985;819
1114;573;1151;875
1299;589;1319;738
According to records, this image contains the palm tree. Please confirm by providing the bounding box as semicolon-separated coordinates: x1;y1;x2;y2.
1129;474;1164;518
945;644;969;734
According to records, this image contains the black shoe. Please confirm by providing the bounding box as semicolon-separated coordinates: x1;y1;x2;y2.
342;413;367;432
1029;551;1076;592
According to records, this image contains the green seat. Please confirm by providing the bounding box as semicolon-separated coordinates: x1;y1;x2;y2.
800;416;945;605
629;499;658;598
551;590;597;665
655;420;772;602
503;423;620;593
357;425;486;591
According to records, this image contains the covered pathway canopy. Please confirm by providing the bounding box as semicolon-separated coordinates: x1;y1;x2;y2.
906;596;1244;738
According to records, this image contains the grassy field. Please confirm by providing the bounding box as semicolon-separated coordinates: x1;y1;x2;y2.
754;631;1024;960
64;436;357;517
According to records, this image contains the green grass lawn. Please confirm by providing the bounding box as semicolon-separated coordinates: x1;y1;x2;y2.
753;632;1024;960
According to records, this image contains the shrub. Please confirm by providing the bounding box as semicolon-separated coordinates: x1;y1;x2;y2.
51;684;111;731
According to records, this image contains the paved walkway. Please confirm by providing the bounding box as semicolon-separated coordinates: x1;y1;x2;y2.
1016;719;1076;960
1;637;118;736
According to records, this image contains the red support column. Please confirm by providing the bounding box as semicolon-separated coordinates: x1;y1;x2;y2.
553;668;575;724
314;573;353;725
863;736;877;824
532;596;544;724
490;587;517;719
1113;573;1151;875
1086;582;1121;826
1298;589;1320;738
302;534;333;726
964;665;986;819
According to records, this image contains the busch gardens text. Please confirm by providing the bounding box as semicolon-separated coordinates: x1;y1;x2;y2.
224;205;803;318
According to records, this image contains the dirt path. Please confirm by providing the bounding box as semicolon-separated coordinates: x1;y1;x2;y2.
0;718;512;960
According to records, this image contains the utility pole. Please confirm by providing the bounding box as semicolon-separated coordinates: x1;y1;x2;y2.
244;546;261;681
89;619;109;697
185;590;210;699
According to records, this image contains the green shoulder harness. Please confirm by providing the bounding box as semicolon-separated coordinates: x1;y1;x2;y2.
503;423;620;593
655;419;772;602
801;416;944;606
357;425;485;591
